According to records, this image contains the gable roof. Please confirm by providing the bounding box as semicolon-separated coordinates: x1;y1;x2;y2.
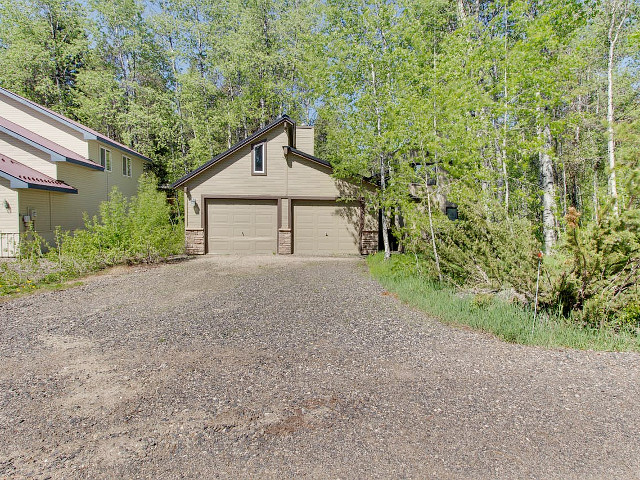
170;115;295;188
0;116;103;170
0;153;77;193
0;87;152;163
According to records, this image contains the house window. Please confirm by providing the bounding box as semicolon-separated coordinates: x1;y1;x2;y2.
100;147;112;172
122;156;132;177
252;142;266;175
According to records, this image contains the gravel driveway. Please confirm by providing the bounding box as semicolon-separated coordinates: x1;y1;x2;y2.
1;256;639;479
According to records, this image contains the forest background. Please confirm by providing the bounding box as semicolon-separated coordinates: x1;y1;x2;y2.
1;0;639;332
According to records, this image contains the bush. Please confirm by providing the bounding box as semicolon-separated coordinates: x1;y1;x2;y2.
545;207;640;332
396;189;640;335
399;195;540;297
0;174;184;294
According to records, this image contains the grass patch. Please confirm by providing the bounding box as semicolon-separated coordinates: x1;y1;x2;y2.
368;253;640;352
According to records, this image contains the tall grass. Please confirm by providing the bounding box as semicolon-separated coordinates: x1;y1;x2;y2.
368;253;640;352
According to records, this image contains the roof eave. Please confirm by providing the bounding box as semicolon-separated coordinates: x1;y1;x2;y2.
87;134;152;163
284;146;379;189
0;170;77;193
0;88;150;164
0;123;104;171
0;88;87;136
25;183;78;194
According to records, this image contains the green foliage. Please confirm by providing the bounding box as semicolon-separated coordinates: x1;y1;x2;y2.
545;207;640;332
0;174;184;295
400;194;540;296
369;253;640;352
18;225;48;263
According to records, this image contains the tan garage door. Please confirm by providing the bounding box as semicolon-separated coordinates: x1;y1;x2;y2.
207;199;277;254
293;200;360;255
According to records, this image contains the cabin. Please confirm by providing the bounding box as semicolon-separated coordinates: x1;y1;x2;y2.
171;116;378;256
0;87;151;256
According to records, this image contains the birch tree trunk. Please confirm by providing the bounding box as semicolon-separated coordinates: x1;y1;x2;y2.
371;64;391;260
540;123;556;253
606;0;628;217
502;4;509;214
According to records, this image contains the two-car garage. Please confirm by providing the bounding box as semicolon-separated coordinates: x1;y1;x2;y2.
174;115;378;256
205;198;361;255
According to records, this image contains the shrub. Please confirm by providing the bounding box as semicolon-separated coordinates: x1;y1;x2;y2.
546;207;640;331
399;195;540;297
0;173;184;295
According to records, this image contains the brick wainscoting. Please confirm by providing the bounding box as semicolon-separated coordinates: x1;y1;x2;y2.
361;230;378;255
278;229;292;254
186;229;205;255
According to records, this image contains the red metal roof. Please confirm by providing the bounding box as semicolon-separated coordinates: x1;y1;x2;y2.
0;153;77;193
0;115;102;170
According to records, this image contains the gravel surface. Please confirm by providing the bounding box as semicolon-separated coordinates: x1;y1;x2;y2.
1;255;639;479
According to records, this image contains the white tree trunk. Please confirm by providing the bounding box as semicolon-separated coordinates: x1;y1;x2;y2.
606;0;627;217
426;189;442;282
540;124;556;254
371;64;391;260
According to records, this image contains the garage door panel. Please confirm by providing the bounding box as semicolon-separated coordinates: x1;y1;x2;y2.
293;200;360;255
207;199;277;254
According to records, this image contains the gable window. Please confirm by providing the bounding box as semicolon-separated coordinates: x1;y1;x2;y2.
100;147;112;172
122;156;132;177
252;142;266;175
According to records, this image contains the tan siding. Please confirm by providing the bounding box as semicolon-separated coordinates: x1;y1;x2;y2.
87;141;142;199
287;156;345;197
0;178;18;233
0;95;88;157
295;126;314;155
18;189;55;243
184;191;199;229
0;132;58;178
280;197;290;229
184;127;289;230
50;143;144;233
53;163;105;232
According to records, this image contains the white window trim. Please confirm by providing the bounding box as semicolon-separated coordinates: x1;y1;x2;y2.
100;146;112;172
251;142;267;175
122;155;132;177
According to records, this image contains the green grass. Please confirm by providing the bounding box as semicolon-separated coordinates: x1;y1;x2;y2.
368;253;640;352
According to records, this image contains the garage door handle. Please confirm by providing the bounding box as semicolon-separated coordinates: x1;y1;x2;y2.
325;232;328;236
242;232;245;236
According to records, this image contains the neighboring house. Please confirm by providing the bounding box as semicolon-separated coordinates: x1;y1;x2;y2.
171;115;379;256
0;87;151;256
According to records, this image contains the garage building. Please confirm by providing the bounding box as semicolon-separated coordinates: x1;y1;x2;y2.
171;116;378;256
